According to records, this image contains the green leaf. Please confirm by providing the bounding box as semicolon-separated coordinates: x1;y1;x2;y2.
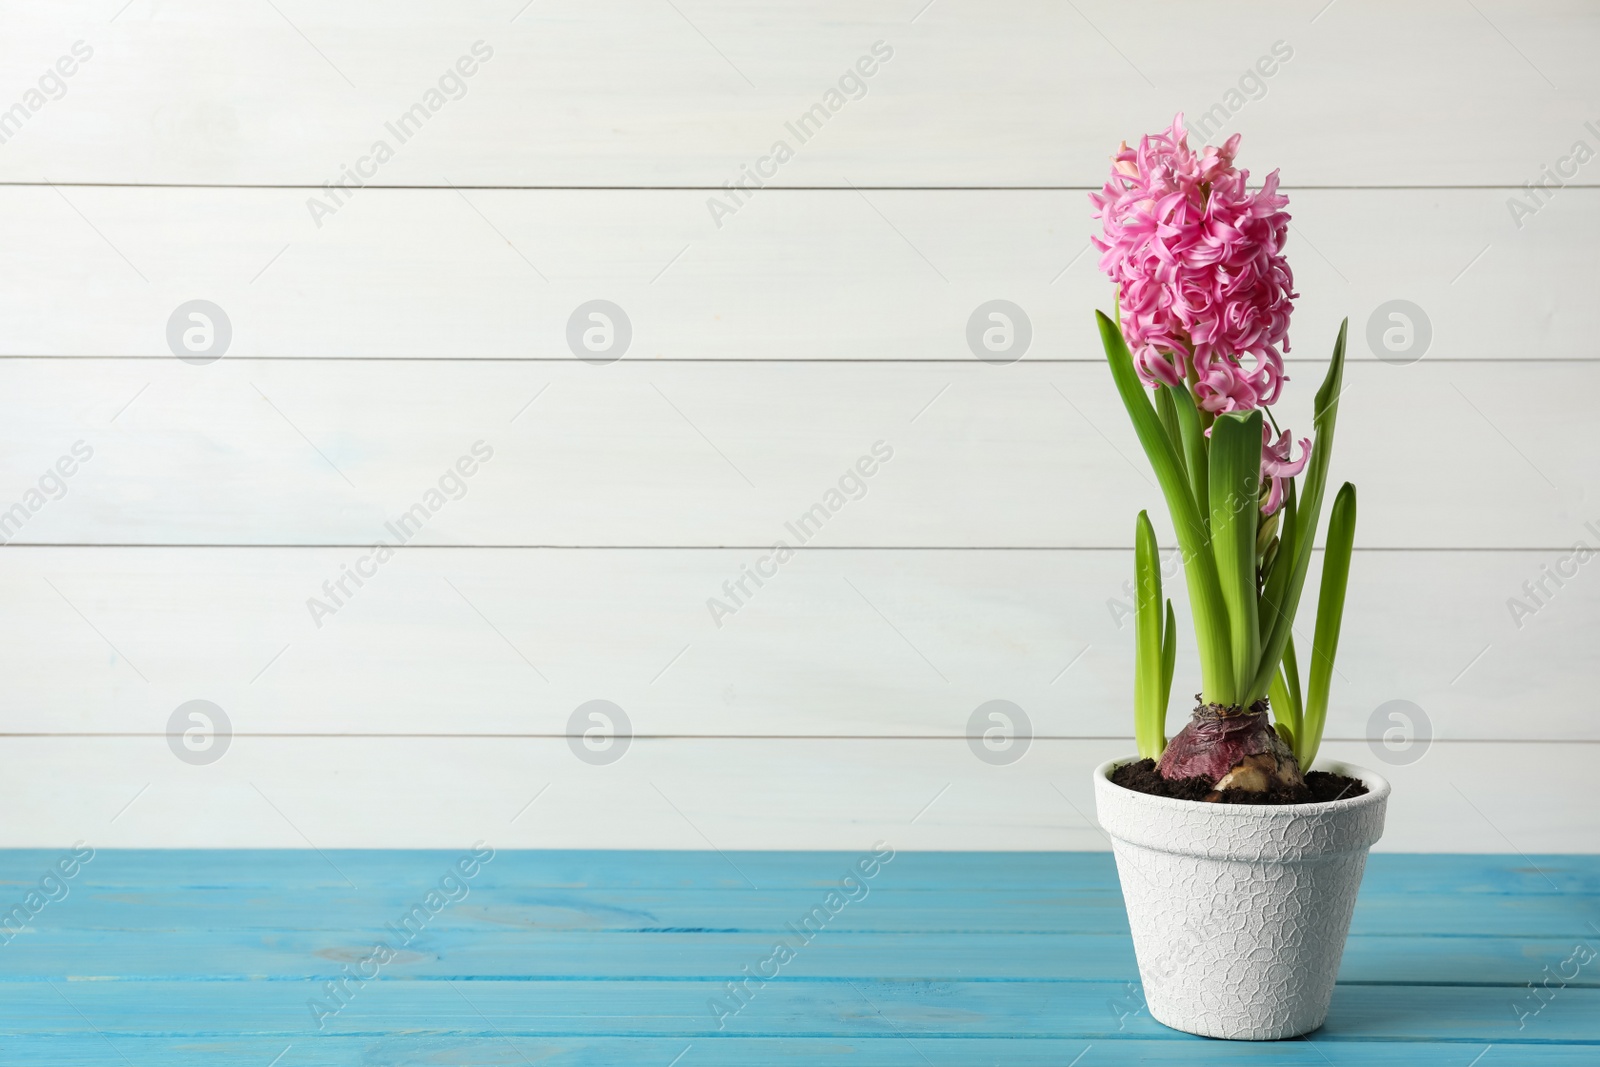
1164;384;1210;538
1258;480;1297;643
1267;635;1302;747
1283;632;1303;732
1154;387;1187;483
1097;312;1235;702
1160;598;1177;735
1274;720;1296;749
1300;481;1357;768
1268;667;1297;752
1208;408;1263;705
1134;511;1166;760
1251;319;1348;700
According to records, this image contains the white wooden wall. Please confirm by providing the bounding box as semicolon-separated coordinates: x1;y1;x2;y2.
1;0;1595;852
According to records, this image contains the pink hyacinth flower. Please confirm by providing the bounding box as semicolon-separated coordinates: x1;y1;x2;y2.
1260;425;1311;516
1089;114;1297;415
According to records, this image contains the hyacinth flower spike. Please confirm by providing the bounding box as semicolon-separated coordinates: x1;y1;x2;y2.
1092;115;1358;797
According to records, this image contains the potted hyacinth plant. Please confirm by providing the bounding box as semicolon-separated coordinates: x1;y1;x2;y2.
1087;116;1390;1040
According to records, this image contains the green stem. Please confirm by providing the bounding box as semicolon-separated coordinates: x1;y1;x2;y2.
1208;409;1263;706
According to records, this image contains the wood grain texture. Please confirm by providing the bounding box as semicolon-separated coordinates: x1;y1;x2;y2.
8;979;1599;1039
0;358;1591;548
0;1;1594;186
0;1038;1597;1067
0;187;1590;361
1;0;1596;852
0;851;1593;1063
1;887;1592;938
0;545;1590;740
1;929;1593;986
0;736;1592;852
2;848;1589;891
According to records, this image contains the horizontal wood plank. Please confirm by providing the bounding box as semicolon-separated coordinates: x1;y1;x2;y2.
8;977;1599;1042
9;850;1592;893
0;546;1589;740
0;737;1591;851
0;2;1595;186
0;928;1592;987
3;850;1595;1058
2;888;1594;938
0;187;1588;361
0;1036;1595;1067
1;360;1592;549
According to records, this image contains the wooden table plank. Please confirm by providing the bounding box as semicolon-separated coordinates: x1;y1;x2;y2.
3;887;1596;936
6;978;1598;1043
0;1036;1593;1067
0;931;1591;989
8;850;1595;892
1;851;1594;1060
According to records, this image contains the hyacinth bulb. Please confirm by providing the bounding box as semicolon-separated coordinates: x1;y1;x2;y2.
1157;698;1305;796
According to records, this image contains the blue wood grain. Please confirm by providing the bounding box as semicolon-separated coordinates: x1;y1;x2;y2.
5;850;1593;892
0;1037;1596;1067
0;851;1595;1064
0;931;1591;987
6;979;1598;1041
7;887;1593;938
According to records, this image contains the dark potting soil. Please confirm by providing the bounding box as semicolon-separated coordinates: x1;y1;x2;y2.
1110;758;1369;806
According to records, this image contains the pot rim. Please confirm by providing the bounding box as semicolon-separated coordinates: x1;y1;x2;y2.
1094;755;1391;815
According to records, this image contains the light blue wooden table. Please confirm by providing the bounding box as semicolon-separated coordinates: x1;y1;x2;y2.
0;850;1594;1064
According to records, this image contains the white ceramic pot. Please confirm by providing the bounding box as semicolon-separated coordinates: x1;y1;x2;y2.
1093;757;1390;1040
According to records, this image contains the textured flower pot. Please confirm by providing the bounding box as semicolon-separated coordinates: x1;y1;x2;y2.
1093;757;1390;1040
